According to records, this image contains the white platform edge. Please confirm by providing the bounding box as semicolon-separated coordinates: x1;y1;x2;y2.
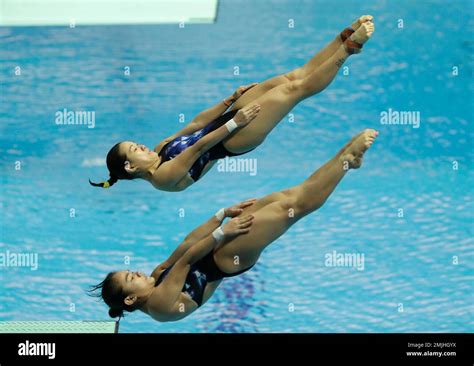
0;0;218;26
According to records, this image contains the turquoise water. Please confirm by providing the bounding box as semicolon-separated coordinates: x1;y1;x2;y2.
1;0;473;333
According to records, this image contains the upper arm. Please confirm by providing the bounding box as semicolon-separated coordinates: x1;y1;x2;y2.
153;117;202;153
149;236;192;278
151;117;213;188
154;259;190;310
170;117;205;142
153;144;203;188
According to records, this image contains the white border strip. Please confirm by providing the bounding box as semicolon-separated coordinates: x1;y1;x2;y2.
0;0;218;26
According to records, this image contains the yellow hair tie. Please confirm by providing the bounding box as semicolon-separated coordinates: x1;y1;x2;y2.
103;181;110;188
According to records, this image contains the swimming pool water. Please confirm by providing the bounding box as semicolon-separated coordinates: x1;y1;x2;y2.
0;0;473;333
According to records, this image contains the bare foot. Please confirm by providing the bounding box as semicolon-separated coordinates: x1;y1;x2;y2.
339;129;378;169
350;21;375;45
351;15;374;30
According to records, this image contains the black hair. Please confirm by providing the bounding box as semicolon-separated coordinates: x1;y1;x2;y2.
87;272;141;319
89;142;134;189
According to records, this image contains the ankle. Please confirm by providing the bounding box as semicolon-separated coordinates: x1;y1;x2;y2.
339;28;354;42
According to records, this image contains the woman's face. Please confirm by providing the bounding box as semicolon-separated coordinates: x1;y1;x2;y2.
113;270;155;297
119;141;159;170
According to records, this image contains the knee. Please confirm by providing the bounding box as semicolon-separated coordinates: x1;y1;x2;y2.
283;79;311;99
286;186;323;217
284;67;305;81
284;79;303;93
278;198;297;220
278;188;304;218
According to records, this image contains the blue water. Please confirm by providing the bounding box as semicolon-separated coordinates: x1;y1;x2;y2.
1;0;473;333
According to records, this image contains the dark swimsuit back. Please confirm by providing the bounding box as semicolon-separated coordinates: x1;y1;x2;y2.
158;109;255;181
154;251;253;307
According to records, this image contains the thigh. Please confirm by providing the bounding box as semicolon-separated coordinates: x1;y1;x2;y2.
230;74;290;111
224;80;304;153
214;199;296;272
236;188;295;217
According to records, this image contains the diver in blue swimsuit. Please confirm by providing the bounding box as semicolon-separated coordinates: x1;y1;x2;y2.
90;85;261;192
89;15;375;192
89;128;379;322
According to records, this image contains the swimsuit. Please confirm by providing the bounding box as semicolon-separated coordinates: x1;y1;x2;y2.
158;109;254;181
154;251;254;307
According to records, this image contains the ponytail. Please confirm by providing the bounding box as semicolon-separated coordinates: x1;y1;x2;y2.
89;175;118;189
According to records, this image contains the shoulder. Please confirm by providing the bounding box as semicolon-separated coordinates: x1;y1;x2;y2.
147;292;196;322
145;286;172;315
154;136;175;154
150;168;191;192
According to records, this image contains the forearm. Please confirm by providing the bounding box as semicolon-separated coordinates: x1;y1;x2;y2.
182;233;219;266
194;95;235;124
164;214;223;266
157;231;221;307
169;95;235;140
168;120;205;140
185;211;224;243
181;210;253;266
194;124;232;154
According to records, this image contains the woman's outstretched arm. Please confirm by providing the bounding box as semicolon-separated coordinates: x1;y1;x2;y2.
153;124;232;188
152;199;257;273
184;199;256;244
155;84;259;152
161;96;232;142
153;104;260;189
153;215;254;311
152;215;222;274
193;83;258;126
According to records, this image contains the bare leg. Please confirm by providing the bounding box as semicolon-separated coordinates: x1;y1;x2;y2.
230;35;342;111
230;74;294;111
297;15;374;78
224;21;375;154
230;15;374;110
214;129;378;272
223;45;351;153
296;35;343;78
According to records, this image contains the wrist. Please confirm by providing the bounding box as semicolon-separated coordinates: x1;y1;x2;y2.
225;118;238;133
214;207;226;221
212;226;225;243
